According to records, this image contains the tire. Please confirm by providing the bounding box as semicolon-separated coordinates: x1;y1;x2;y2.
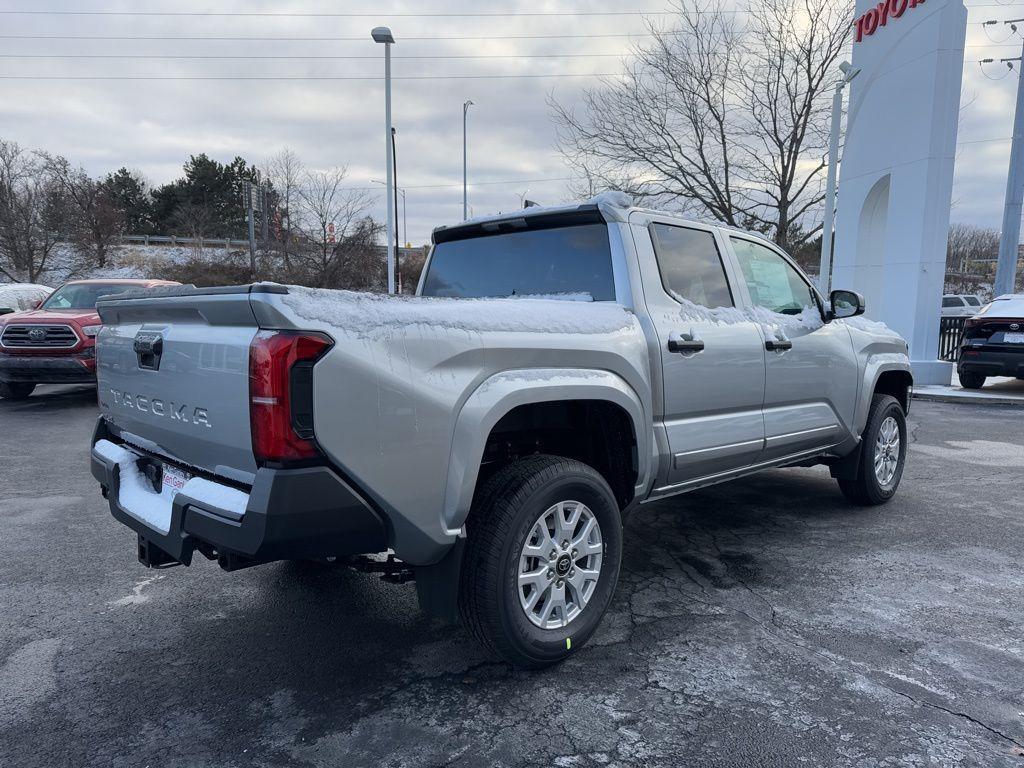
837;394;907;506
0;382;35;400
458;455;623;669
958;371;986;390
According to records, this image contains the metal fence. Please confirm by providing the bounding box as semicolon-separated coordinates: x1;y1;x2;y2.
116;234;251;249
938;316;967;362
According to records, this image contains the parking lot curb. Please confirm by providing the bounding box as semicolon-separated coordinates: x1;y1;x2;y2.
912;389;1024;407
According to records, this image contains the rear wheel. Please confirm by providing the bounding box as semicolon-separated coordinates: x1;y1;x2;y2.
459;455;622;668
837;394;907;506
958;371;986;390
0;382;35;400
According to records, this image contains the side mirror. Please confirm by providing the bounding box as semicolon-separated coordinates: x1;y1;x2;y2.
830;289;864;319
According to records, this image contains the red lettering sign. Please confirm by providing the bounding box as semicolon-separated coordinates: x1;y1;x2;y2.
854;0;925;42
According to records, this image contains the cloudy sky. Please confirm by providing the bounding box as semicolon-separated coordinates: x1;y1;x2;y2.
0;0;1020;246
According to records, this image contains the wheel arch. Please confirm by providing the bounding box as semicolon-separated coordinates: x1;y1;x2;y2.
442;368;651;534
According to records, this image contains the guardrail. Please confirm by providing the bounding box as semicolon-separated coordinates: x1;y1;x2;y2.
116;235;250;249
938;316;967;362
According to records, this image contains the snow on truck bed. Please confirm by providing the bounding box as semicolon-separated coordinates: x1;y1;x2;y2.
278;286;638;337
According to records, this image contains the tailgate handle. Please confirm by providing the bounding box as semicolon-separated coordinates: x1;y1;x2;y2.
134;332;164;371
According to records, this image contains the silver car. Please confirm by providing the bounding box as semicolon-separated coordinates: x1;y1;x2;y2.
89;196;912;667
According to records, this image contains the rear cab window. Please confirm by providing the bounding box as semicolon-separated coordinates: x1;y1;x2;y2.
422;215;615;301
648;223;733;308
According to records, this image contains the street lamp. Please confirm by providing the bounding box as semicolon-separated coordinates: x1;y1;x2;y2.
372;25;396;294
818;60;860;294
463;100;474;220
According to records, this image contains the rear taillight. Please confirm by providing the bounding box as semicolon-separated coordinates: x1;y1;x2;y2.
249;330;333;465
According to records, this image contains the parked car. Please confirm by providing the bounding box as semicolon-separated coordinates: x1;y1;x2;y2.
957;293;1024;389
941;293;983;318
87;197;912;667
0;283;52;315
0;278;179;400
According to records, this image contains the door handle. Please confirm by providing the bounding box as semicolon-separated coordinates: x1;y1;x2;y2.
668;335;705;353
765;339;793;351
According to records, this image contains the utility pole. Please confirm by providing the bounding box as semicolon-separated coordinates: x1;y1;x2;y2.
989;21;1024;296
463;100;474;220
260;186;269;243
391;126;402;292
244;180;256;279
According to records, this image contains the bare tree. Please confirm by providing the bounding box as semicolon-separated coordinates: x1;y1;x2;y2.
945;223;1000;296
550;0;851;250
294;166;378;287
0;140;70;283
40;152;124;267
264;148;304;265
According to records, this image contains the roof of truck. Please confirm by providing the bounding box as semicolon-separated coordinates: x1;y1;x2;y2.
64;279;179;286
430;191;775;246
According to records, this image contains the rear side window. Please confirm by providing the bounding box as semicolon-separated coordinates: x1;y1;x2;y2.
650;223;733;308
421;223;615;300
942;297;963;308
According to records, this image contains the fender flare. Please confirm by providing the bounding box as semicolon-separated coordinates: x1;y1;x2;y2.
440;368;652;534
856;357;913;433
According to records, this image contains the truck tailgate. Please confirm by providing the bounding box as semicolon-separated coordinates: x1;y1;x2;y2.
95;288;261;481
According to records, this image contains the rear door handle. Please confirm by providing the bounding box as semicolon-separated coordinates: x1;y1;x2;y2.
765;339;793;351
668;336;705;353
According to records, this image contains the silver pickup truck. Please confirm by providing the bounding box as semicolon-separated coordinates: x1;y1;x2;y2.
89;196;912;667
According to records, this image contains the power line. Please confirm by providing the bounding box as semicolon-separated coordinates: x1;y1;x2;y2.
0;53;634;60
0;33;654;41
0;9;678;16
0;73;624;81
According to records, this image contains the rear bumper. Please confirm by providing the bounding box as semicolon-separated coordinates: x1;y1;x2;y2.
90;419;388;567
958;347;1024;378
0;353;96;384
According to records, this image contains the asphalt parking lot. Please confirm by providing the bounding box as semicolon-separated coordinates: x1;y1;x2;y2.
1;386;1022;767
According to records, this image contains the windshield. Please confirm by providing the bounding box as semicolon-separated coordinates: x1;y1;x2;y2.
422;223;615;300
41;283;131;310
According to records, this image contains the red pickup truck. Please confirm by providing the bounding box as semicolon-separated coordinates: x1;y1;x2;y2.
0;279;179;400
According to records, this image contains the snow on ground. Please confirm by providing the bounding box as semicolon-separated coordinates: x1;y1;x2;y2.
0;243;242;286
279;285;638;337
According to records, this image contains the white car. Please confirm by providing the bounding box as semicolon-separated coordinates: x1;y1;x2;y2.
0;283;52;315
941;293;983;318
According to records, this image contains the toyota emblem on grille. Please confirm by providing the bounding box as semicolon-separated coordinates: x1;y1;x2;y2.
1011;323;1021;331
28;328;46;343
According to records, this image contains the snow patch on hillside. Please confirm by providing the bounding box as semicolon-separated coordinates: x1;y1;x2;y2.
278;285;637;337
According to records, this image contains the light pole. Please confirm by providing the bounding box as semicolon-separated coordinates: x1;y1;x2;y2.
989;20;1024;297
463;99;474;220
818;60;860;294
372;26;396;294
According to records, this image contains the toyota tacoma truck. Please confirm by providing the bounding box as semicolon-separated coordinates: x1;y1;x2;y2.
0;278;179;399
89;195;912;667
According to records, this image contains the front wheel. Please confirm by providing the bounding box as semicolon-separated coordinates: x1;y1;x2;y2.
0;382;35;400
459;455;623;668
837;394;907;506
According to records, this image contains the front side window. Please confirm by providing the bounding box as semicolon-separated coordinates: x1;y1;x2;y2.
41;283;128;310
942;297;963;308
730;238;817;316
650;224;733;308
421;223;615;300
964;296;981;307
